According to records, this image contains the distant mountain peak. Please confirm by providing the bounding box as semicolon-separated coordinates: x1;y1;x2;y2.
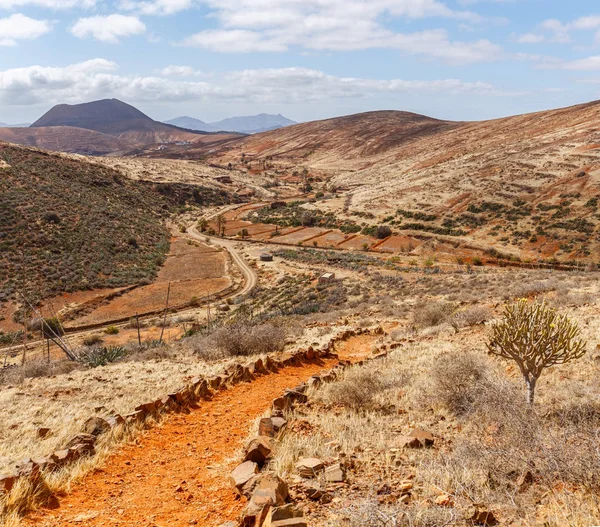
164;113;297;134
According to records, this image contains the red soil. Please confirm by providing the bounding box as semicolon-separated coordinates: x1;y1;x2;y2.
26;335;378;527
25;360;337;527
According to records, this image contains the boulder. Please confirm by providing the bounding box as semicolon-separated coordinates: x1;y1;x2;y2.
244;437;272;465
408;428;435;447
65;433;96;449
83;417;111;436
259;417;287;438
295;458;324;478
230;461;259;493
323;463;345;483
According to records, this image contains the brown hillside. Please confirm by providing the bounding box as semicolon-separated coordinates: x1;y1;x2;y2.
206;101;600;262
206;110;458;169
0;126;135;155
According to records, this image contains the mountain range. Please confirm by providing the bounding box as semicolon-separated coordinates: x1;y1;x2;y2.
0;122;31;128
164;114;297;134
0;99;240;155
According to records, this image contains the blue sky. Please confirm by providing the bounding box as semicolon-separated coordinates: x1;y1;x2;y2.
2;0;600;124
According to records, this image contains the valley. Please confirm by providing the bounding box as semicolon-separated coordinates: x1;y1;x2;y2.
2;99;600;527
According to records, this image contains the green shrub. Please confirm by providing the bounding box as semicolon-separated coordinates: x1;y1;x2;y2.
77;345;127;368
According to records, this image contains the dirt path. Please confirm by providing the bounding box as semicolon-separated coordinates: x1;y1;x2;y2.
26;362;335;527
24;336;376;527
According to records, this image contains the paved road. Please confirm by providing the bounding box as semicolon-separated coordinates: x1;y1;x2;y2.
187;224;258;299
0;226;258;359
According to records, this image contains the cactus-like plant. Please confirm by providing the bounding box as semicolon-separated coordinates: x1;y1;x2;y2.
487;299;586;405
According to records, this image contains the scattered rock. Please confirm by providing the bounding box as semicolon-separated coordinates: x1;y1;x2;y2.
295;458;324;478
65;433;96;449
302;481;325;500
37;427;51;439
259;417;288;438
435;494;454;507
469;509;498;526
244;437;272;465
261;504;305;526
268;518;308;527
82;417;110;437
230;461;259;493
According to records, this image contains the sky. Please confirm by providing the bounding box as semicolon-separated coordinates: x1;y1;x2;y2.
2;1;600;124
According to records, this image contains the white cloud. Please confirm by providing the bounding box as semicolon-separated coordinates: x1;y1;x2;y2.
537;15;600;44
0;13;50;46
119;0;194;15
71;14;146;43
178;1;500;65
0;0;95;8
517;33;544;44
159;65;203;77
539;55;600;71
0;60;516;108
183;28;501;64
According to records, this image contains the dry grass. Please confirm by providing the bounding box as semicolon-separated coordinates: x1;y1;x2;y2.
270;292;600;526
0;347;242;475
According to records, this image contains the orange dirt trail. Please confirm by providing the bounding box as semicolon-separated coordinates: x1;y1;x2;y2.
26;336;376;527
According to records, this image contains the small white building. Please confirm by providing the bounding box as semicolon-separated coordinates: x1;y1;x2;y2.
318;272;336;284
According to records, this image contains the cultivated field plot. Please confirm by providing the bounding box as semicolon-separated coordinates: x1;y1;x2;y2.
271;227;331;245
223;221;276;237
375;235;424;253
64;239;231;328
254;226;303;241
310;231;355;248
337;234;377;250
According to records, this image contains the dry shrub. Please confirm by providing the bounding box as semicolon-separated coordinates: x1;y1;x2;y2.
428;352;493;416
412;300;455;329
318;359;407;412
192;320;286;360
450;305;492;331
0;359;81;385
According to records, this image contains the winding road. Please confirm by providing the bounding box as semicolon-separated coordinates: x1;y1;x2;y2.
186;224;258;299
